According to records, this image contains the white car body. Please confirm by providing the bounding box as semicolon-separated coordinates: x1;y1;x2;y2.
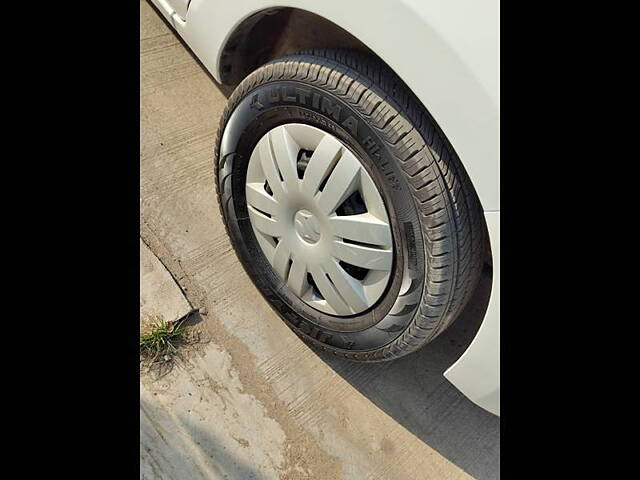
150;0;500;416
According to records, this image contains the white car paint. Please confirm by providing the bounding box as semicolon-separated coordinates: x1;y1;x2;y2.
149;0;500;416
444;212;500;416
153;0;188;25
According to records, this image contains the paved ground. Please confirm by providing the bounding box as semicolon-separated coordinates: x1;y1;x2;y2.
140;1;500;478
140;238;193;329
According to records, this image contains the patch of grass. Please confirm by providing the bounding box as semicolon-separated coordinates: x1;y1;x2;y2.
140;312;210;379
140;316;189;364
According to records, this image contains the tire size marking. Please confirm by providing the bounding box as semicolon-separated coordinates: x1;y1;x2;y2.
362;136;401;191
404;222;417;271
288;314;333;343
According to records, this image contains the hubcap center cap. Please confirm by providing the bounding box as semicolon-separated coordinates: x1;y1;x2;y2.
294;210;321;244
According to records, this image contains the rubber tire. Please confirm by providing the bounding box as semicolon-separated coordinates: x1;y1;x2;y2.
215;49;486;362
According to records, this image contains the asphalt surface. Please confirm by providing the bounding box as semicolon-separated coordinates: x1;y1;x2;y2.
140;1;500;478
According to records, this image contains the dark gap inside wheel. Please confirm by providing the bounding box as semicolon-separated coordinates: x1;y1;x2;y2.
286;258;293;279
318;155;341;192
307;272;323;299
264;180;273;196
252;205;272;218
336;190;366;216
297;149;314;179
339;261;368;280
325;273;350;306
342;237;384;250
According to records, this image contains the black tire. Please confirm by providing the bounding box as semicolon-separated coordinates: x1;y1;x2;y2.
215;49;486;362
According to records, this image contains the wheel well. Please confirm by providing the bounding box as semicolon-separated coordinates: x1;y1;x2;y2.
219;8;376;87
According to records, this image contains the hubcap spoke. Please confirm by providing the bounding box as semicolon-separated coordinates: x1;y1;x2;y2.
287;256;309;297
246;182;279;217
257;136;286;199
301;134;343;195
247;205;281;238
328;213;392;248
360;171;388;219
323;260;368;312
272;240;292;279
269;127;300;193
316;154;361;215
246;124;394;317
309;266;351;315
331;240;393;271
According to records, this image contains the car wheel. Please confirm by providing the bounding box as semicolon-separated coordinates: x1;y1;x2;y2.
215;49;486;361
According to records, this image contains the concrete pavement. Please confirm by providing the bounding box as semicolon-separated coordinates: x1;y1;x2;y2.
140;238;193;329
140;1;500;478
